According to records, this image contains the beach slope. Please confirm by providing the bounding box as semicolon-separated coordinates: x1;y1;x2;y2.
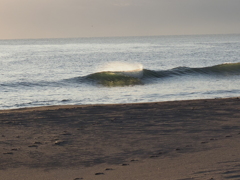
1;98;240;180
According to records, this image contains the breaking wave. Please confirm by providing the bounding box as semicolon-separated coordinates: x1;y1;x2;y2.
3;62;240;88
83;62;240;86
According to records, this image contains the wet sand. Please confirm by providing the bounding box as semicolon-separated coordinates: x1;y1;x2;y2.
1;97;240;180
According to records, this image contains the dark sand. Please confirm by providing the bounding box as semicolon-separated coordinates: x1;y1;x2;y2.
1;97;240;180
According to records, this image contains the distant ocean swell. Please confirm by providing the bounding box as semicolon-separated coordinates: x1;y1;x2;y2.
143;62;240;78
2;62;240;88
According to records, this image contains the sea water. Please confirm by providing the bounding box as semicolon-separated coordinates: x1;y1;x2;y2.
1;34;240;109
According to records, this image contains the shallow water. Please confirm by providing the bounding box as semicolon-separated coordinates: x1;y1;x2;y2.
1;34;240;109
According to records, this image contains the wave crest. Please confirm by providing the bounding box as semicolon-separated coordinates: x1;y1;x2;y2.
74;62;240;87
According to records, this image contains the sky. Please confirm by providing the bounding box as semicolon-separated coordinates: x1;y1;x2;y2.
0;0;240;39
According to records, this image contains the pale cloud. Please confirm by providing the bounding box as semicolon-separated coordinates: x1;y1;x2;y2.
0;0;240;39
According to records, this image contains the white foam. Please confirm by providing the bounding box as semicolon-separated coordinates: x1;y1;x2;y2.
101;61;143;72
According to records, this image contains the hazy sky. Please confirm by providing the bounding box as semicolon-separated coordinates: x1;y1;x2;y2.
1;0;240;39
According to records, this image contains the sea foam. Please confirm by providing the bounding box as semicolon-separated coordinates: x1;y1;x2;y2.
101;61;143;72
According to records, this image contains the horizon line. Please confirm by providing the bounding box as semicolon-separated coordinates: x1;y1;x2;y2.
1;33;240;41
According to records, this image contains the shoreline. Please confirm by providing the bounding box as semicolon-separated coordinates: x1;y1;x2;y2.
1;96;239;113
1;97;240;179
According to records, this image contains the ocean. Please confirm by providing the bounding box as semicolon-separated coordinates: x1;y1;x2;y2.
1;34;240;110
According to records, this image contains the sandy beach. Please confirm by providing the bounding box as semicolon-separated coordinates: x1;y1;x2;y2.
1;97;240;180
